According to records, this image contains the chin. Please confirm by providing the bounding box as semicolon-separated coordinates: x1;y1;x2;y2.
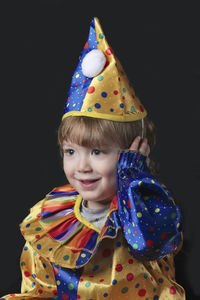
89;194;114;204
79;191;106;202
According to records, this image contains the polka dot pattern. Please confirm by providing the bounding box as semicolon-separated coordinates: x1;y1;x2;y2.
53;263;82;300
117;150;183;260
15;242;59;298
71;237;184;298
63;17;147;121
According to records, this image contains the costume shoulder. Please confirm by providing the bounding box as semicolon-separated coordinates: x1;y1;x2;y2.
20;183;120;269
20;184;79;268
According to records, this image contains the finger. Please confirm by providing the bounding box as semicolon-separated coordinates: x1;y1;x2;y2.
146;144;151;156
139;138;150;156
140;142;150;156
146;157;150;167
129;136;141;151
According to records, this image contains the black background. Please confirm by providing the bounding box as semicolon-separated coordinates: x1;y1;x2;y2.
0;0;200;298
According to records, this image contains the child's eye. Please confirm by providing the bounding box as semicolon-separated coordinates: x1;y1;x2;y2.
92;149;102;155
64;149;75;155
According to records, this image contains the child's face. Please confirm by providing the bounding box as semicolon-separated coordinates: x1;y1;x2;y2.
62;141;120;208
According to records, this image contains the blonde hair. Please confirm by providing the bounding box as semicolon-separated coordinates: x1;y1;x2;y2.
58;116;159;177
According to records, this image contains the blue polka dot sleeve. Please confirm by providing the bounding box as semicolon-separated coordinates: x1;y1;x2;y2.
117;151;183;261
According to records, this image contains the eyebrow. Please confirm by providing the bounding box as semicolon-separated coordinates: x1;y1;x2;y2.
62;142;75;147
62;142;116;150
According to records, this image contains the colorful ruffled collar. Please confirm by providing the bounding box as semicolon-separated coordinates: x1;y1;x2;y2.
20;184;121;269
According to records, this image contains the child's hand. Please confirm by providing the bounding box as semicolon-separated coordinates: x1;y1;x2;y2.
129;136;151;166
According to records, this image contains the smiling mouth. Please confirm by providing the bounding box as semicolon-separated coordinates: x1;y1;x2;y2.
78;178;100;187
79;179;100;184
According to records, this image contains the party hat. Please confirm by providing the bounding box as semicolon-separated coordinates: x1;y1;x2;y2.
63;17;147;122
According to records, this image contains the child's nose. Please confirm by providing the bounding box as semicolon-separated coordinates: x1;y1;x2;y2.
77;156;92;172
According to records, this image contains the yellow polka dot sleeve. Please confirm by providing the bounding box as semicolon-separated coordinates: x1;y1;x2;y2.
1;242;57;299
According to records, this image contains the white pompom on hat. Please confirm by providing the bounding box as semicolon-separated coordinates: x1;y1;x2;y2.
81;49;106;78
